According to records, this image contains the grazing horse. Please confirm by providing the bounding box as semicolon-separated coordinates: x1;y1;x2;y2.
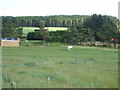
68;46;73;50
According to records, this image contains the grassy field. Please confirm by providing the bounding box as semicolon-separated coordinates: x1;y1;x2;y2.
2;44;118;88
23;27;67;34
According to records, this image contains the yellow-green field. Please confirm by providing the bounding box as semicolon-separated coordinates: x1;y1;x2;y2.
23;27;67;34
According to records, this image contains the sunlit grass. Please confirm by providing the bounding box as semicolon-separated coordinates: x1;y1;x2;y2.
2;44;118;88
23;27;67;34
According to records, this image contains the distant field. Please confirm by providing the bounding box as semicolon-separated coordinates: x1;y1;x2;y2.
23;27;67;34
2;44;118;88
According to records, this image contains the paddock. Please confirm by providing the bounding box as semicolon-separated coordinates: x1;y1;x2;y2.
2;45;118;88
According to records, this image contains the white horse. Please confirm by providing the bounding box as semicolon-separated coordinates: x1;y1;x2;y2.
26;40;28;42
68;46;73;50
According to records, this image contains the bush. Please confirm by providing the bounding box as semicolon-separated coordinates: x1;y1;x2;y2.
27;29;50;41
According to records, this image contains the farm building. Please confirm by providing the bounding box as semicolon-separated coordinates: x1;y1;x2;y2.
1;38;20;47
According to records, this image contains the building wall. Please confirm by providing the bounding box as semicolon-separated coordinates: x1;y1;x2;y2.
1;39;19;47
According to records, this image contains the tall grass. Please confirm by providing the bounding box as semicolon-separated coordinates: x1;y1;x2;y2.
2;45;118;88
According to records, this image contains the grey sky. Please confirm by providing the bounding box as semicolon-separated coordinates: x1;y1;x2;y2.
0;0;119;17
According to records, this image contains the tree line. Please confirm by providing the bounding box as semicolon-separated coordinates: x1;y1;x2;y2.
2;16;23;38
2;14;120;44
2;15;119;27
17;15;91;27
27;14;119;44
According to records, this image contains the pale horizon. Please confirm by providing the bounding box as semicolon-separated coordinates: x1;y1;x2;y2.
0;0;119;18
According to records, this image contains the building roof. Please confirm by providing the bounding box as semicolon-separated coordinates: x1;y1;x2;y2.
2;38;18;41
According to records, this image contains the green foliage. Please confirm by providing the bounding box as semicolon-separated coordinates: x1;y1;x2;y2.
48;27;95;44
64;27;95;44
49;30;65;42
84;14;118;41
27;29;50;41
25;14;119;44
2;16;23;38
3;15;90;27
2;15;119;43
38;20;45;29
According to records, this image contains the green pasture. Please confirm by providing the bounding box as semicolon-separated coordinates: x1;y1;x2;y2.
2;44;118;88
23;27;67;34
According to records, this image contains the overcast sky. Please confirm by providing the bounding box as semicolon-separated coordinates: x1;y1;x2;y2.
0;0;119;17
